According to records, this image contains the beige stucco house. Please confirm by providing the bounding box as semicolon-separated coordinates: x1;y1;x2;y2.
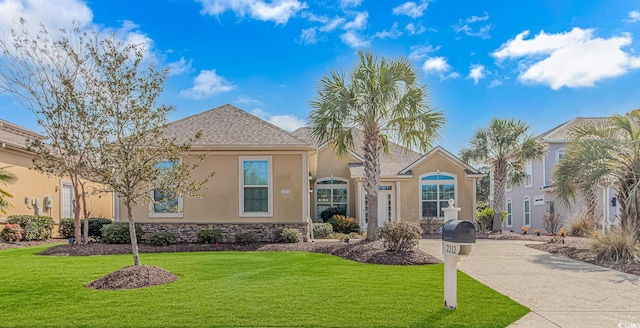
0;119;113;232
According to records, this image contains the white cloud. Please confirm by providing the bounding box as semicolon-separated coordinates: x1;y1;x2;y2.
405;23;426;35
340;0;361;8
196;0;307;25
0;0;93;33
251;108;305;131
180;69;236;99
492;27;640;89
625;10;640;23
343;11;368;30
422;56;460;79
392;1;428;18
236;95;263;105
297;27;319;44
467;64;486;84
488;79;503;88
340;30;369;48
373;22;401;39
167;57;194;76
408;44;440;61
320;17;345;32
453;12;492;39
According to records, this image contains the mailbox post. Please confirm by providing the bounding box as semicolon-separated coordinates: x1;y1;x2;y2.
441;200;476;310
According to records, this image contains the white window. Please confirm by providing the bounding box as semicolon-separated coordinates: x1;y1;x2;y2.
506;199;512;227
240;156;273;217
420;173;456;218
316;178;348;219
556;148;565;162
523;196;531;226
524;161;533;188
149;160;183;218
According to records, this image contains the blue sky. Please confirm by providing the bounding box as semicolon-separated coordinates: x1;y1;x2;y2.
1;0;640;154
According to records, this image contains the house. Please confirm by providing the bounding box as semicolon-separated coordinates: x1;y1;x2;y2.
119;104;482;241
503;117;616;233
0;119;114;232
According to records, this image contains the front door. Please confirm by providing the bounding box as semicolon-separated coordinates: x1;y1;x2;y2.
61;183;74;219
361;184;395;229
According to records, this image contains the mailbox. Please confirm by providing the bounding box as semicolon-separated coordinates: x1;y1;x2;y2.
442;220;476;244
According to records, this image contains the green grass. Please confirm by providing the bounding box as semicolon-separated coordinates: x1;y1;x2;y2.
0;245;528;328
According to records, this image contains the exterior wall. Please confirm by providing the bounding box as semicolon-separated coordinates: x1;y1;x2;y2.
504;156;547;232
140;222;308;243
399;151;476;223
311;147;358;219
0;148;114;222
121;152;307;224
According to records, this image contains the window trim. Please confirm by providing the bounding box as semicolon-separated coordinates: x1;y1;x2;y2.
418;172;458;218
556;148;565;162
524;161;533;189
506;198;513;228
523;196;531;227
315;177;349;219
149;160;184;218
239;156;273;217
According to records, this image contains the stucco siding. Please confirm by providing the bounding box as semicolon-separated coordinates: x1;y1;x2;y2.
311;147;358;219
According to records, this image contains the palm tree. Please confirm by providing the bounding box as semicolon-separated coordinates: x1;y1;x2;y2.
460;118;545;231
0;167;16;214
308;51;445;241
552;110;640;229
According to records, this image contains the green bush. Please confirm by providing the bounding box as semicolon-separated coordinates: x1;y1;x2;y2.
6;215;53;240
320;207;346;223
380;222;423;251
101;223;142;244
59;218;113;239
312;223;333;239
328;215;360;234
234;231;258;245
197;228;223;244
273;228;302;243
148;231;178;246
1;223;24;242
475;207;495;232
591;227;640;263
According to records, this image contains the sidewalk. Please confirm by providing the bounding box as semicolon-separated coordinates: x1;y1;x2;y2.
419;239;640;328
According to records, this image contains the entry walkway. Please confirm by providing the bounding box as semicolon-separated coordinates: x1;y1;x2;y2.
419;239;640;328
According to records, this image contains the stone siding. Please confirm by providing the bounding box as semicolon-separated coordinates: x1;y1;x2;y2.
140;222;308;243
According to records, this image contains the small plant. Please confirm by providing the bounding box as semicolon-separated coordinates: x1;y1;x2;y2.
320;207;346;223
379;222;423;251
475;207;495;232
312;223;333;239
196;228;222;244
534;229;541;236
348;232;361;240
521;226;530;234
570;213;597;237
1;223;24;242
234;231;258;245
148;231;178;246
6;215;53;240
273;228;302;243
590;227;639;263
542;213;561;234
101;223;142;244
328;232;347;241
328;215;360;234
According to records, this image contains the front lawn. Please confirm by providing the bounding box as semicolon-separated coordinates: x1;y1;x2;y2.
0;245;528;327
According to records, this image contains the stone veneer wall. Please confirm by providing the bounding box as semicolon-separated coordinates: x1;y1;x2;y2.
140;222;308;243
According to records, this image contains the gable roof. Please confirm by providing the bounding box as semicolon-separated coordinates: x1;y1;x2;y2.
0;119;45;150
398;146;483;178
537;117;611;142
164;104;314;150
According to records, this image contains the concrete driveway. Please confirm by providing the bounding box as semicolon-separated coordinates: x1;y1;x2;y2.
419;239;640;328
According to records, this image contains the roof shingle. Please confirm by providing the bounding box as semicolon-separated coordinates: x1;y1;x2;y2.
537;117;611;142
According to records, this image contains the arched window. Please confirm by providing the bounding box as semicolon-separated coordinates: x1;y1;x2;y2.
420;173;457;218
506;199;513;227
523;196;531;226
556;148;565;162
315;178;348;219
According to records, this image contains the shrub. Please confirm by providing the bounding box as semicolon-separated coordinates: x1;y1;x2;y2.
542;213;561;234
348;232;362;240
591;227;640;263
60;218;114;239
320;207;346;223
475;207;495;232
234;231;258;245
6;215;53;240
59;218;75;238
328;215;360;234
196;228;222;244
328;232;347;241
273;228;302;243
148;231;178;246
380;222;423;251
312;223;333;239
1;223;24;242
101;223;142;244
570;214;597;237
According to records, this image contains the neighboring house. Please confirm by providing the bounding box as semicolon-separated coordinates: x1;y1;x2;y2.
291;128;483;231
503;117;616;233
0;119;113;231
121;104;483;241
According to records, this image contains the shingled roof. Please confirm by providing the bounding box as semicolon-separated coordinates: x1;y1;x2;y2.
164;104;314;150
0;119;45;150
537;117;611;142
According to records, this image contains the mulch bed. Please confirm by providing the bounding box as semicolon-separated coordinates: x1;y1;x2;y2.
86;265;177;290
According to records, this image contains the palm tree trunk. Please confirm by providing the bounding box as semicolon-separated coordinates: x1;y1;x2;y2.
492;162;506;232
126;200;141;266
364;129;381;241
